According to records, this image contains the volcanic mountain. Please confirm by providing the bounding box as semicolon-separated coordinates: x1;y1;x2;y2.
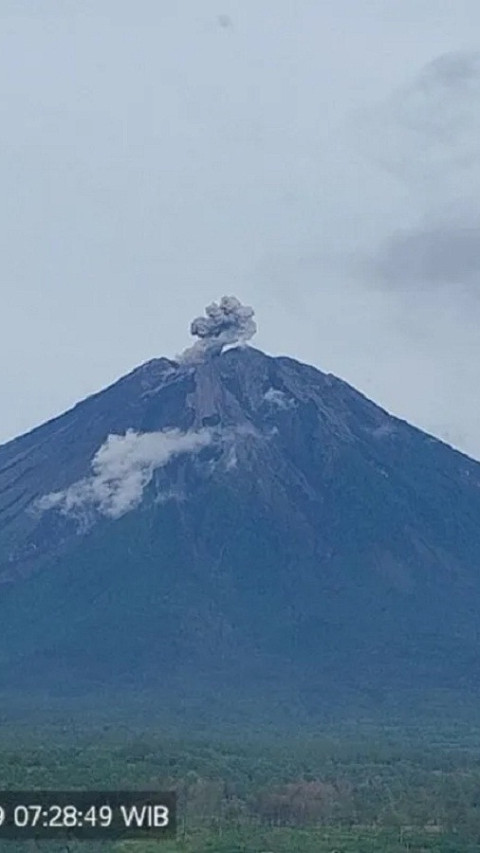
1;299;480;710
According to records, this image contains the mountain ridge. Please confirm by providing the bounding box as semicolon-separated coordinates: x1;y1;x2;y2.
0;342;479;705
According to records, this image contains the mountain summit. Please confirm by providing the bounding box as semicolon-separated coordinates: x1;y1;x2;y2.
1;298;480;707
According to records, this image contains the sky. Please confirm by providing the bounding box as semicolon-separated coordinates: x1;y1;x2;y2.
2;1;480;459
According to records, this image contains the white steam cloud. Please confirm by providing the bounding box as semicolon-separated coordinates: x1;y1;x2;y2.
263;388;296;410
37;427;212;521
180;295;256;363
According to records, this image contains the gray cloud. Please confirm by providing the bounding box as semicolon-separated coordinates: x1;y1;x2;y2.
360;49;480;192
422;51;480;87
360;51;480;292
3;2;480;465
180;296;256;363
374;224;480;289
345;47;480;460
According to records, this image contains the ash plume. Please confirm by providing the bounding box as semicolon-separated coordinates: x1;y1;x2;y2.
180;296;257;363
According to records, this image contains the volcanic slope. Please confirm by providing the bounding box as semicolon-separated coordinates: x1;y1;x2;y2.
0;343;480;703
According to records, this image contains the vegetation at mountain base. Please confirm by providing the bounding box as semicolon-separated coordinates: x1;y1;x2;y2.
0;709;479;852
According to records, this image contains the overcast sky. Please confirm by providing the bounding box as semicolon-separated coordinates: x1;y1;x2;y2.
2;1;480;458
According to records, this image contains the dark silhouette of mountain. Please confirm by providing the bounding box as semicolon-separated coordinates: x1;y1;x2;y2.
1;342;480;711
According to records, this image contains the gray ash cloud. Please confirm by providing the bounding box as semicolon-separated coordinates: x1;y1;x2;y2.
180;296;257;362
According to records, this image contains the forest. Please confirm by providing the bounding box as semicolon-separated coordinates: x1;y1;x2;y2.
0;701;479;852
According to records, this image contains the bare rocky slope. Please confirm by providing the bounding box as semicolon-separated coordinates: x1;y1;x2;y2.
0;344;480;709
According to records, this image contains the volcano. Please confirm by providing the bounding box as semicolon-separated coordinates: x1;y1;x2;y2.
1;299;480;711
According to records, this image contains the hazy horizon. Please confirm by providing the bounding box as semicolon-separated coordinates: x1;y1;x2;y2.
2;1;480;459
